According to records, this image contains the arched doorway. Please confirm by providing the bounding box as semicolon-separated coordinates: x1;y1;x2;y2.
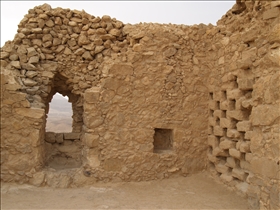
44;73;84;170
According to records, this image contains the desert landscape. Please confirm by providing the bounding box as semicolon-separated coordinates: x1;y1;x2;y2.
46;93;72;133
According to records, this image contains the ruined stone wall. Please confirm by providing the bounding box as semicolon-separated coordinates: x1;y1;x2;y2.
1;3;212;187
208;1;280;209
1;1;279;209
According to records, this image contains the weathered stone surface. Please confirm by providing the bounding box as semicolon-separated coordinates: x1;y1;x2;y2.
251;105;280;126
83;133;99;148
64;133;81;140
14;108;44;119
263;7;280;20
251;157;279;179
45;132;56;143
232;168;246;181
219;139;236;150
109;63;133;75
229;149;241;160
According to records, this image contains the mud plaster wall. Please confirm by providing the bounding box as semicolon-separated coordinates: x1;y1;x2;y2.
0;1;279;209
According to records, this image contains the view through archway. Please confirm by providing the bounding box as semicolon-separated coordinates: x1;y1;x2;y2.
46;93;72;133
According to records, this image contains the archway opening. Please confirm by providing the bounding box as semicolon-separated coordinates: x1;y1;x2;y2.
46;93;72;133
44;73;84;170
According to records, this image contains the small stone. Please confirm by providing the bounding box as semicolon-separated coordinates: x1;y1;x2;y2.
22;63;36;71
28;56;39;64
10;61;21;69
22;78;38;87
9;54;19;61
1;52;9;59
25;71;38;78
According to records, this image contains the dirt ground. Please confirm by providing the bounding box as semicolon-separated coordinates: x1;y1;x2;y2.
1;172;249;210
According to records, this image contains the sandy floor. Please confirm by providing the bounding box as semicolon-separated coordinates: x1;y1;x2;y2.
1;172;249;210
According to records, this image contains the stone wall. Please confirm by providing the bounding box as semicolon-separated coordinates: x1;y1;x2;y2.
0;1;279;209
208;1;280;209
0;3;212;187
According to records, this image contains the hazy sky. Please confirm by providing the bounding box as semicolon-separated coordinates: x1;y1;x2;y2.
0;1;235;47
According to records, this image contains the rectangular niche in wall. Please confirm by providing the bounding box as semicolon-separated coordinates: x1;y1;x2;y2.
153;128;173;153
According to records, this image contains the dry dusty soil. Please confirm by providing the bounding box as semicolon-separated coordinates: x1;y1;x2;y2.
1;172;249;210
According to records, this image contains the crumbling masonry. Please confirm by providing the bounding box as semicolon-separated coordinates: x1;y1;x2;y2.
0;1;279;209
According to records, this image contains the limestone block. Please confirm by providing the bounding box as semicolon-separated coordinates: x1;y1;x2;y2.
21;63;36;71
213;110;223;118
102;78;122;91
28;56;39;64
220;118;230;128
227;110;246;121
213;126;224;136
55;133;64;144
25;71;38;78
22;78;38;87
240;160;251;171
45;132;56;143
84;87;100;103
232;168;246;181
263;7;280;20
46;172;71;188
42;34;53;42
221;81;238;90
226;157;236;168
209;100;219;110
213;147;228;157
251;157;279;179
251;105;280;126
219;139;236;150
64;133;80;140
84;115;104;128
220;173;233;182
237;57;252;69
220;101;228;110
208;135;219;148
72;170;97;187
227;89;243;100
227;129;240;138
236;121;251;132
14;108;44;119
240;141;251;153
229;148;241;160
208;153;218;163
215;163;230;174
10;61;21;69
109;28;120;37
83;133;99;148
237;78;254;90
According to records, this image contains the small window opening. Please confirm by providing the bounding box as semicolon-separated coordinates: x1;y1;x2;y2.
153;128;173;153
46;93;72;133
